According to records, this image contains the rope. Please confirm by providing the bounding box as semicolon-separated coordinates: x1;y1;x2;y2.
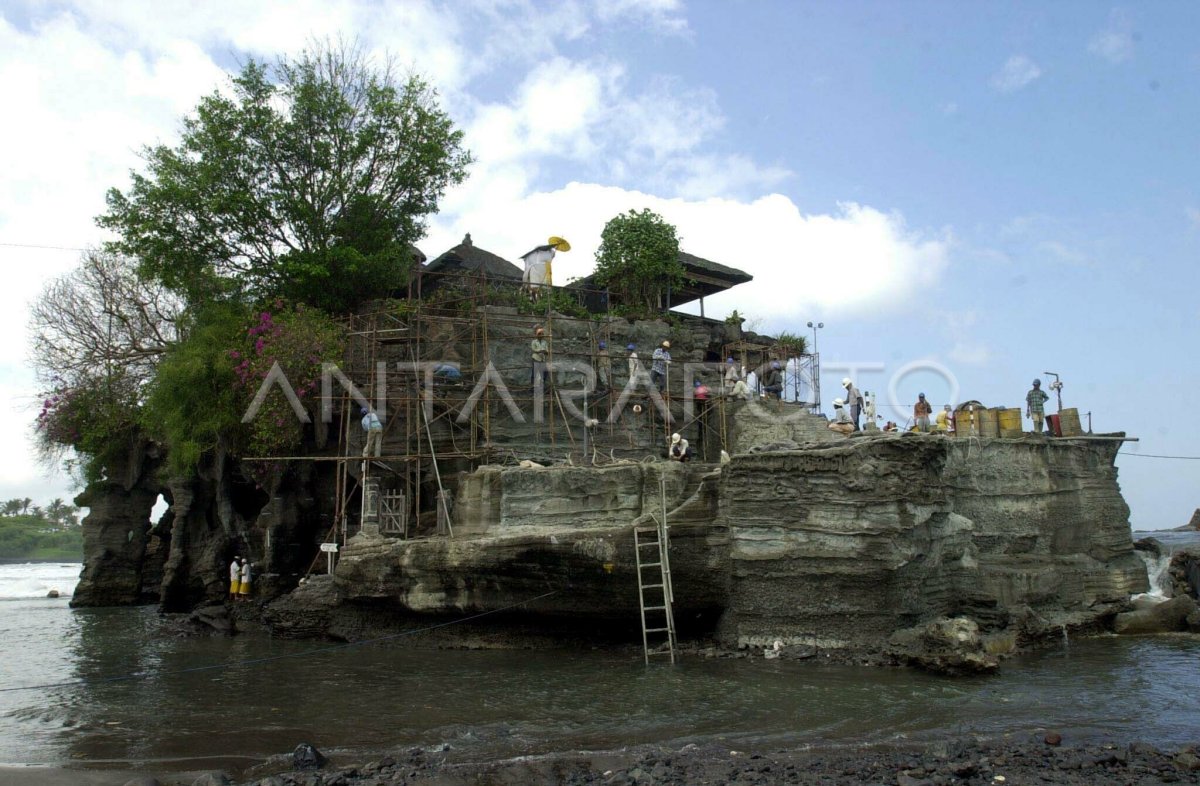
1120;452;1200;461
0;589;559;694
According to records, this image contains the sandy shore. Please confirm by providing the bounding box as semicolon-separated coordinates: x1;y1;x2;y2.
10;735;1200;785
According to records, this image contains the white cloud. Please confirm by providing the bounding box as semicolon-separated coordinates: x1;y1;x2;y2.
947;342;991;367
593;0;688;35
990;55;1042;93
1088;10;1135;64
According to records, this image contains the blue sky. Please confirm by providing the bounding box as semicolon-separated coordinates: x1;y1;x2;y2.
0;1;1196;527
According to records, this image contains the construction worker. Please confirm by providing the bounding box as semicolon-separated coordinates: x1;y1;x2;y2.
1026;379;1050;434
842;377;864;430
668;432;691;462
913;393;932;432
762;361;783;400
651;340;671;392
229;556;241;600
595;340;611;391
936;404;953;432
361;407;383;458
530;326;549;388
626;343;640;385
828;399;854;434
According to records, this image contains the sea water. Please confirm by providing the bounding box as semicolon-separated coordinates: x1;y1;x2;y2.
0;555;1197;780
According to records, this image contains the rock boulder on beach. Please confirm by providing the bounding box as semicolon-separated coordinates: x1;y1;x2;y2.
1114;594;1198;634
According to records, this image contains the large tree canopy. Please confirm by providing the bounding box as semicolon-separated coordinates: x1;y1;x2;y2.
99;42;471;310
593;208;684;312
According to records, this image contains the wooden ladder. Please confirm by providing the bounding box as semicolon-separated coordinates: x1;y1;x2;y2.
635;477;677;664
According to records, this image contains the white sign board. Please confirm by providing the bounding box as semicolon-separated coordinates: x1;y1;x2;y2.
319;542;339;553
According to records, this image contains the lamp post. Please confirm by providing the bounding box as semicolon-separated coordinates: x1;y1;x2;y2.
806;321;823;354
806;321;823;411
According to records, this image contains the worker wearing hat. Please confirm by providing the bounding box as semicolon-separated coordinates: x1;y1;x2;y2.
913;393;933;432
626;343;640;384
828;398;854;434
842;377;864;431
651;340;671;392
723;357;749;399
1026;379;1050;434
668;432;691;462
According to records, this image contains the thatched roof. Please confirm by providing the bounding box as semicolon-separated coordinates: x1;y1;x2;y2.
425;233;523;280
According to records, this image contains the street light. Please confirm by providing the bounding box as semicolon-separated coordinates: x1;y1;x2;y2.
806;321;824;411
806;321;823;354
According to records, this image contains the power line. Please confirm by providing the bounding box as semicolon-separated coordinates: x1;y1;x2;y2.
0;242;89;252
0;588;560;693
1120;452;1200;461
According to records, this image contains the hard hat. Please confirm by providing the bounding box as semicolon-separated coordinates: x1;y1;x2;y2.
693;379;702;386
771;361;780;369
598;341;606;349
535;327;544;335
662;340;670;348
918;392;926;398
833;398;844;406
627;343;636;351
671;433;681;443
1033;378;1041;386
842;377;851;386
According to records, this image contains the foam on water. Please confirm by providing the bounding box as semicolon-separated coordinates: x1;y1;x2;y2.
0;562;80;600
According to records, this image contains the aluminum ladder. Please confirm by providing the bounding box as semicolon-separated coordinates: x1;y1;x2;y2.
635;477;677;664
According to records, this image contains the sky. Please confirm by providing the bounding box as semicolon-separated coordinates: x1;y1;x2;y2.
0;0;1197;528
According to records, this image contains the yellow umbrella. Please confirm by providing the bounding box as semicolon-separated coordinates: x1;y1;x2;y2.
548;236;571;252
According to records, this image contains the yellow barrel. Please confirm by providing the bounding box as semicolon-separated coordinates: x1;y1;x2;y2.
977;408;1000;438
998;407;1023;437
954;405;979;437
1059;407;1083;437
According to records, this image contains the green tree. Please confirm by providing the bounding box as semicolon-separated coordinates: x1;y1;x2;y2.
2;500;21;516
593;209;684;312
99;41;471;311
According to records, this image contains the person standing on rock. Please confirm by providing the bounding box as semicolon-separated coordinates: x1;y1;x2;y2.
229;556;241;600
842;377;864;430
913;393;933;432
531;326;550;388
828;399;854;434
651;340;671;392
238;558;252;601
1026;378;1050;434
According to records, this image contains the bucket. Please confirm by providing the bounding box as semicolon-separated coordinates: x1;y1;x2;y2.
1059;407;1083;437
998;408;1023;437
1045;413;1062;437
977;408;1000;438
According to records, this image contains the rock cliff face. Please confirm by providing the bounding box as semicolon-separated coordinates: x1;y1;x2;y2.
71;440;163;607
716;435;1146;652
333;461;727;626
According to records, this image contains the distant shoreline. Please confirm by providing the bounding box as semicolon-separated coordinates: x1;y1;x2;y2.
0;557;81;565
